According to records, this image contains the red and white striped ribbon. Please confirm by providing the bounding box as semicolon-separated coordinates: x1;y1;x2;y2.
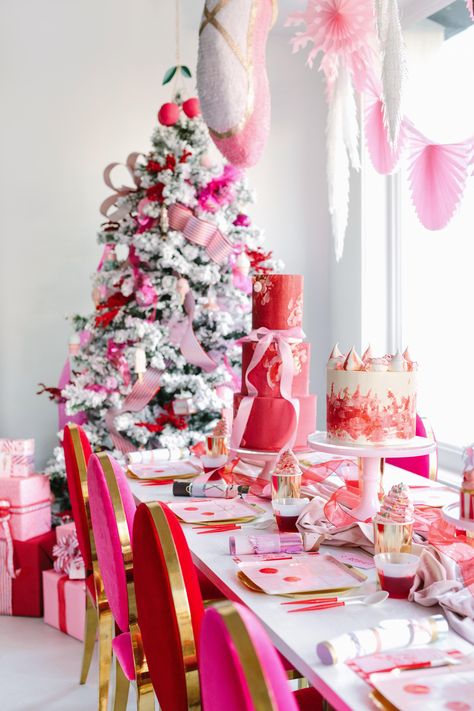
105;368;163;454
168;203;233;265
0;500;19;616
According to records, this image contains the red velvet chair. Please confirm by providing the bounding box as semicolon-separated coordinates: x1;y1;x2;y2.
87;452;154;711
63;424;113;711
133;501;202;711
200;601;323;711
385;414;438;480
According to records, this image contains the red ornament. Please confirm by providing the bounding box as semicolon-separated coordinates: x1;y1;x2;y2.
182;98;201;118
158;103;180;126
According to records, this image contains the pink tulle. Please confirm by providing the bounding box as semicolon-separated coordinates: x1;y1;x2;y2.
406;125;474;230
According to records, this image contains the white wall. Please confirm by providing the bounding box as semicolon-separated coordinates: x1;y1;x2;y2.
0;0;331;468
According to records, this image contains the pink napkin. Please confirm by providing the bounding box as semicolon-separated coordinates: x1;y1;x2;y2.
409;547;474;643
296;497;375;552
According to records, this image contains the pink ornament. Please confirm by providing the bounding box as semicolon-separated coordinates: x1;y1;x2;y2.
233;213;251;227
136;276;158;307
182;97;201;118
158;102;180;126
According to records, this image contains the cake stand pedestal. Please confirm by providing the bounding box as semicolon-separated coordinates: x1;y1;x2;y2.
307;432;437;521
442;502;474;541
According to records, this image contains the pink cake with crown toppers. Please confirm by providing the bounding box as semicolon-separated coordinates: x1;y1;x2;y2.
326;345;417;445
232;275;317;451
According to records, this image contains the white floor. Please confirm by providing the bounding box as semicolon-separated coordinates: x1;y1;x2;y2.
0;617;137;710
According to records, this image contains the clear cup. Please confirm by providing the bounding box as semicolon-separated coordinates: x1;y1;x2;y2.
272;498;309;533
374;552;419;599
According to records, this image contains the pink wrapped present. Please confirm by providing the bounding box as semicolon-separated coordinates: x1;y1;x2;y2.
43;569;86;641
55;521;75;544
0;439;35;478
0;475;51;542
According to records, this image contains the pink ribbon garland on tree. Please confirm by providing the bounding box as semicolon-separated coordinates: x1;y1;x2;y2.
105;367;163;454
0;500;19;616
169;291;218;373
100;153;143;221
230;327;303;451
168;203;233;264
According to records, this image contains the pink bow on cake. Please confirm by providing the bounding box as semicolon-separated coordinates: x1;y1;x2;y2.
231;327;303;451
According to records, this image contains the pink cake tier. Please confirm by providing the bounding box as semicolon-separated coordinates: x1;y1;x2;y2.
233;274;317;451
241;341;311;397
233;393;317;451
326;346;417;445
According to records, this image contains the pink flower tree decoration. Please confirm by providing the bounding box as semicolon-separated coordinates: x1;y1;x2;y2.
287;0;377;260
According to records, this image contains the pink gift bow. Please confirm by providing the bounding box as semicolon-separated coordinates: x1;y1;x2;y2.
230;327;304;452
53;532;84;578
0;499;19;616
100;152;142;221
168;203;233;265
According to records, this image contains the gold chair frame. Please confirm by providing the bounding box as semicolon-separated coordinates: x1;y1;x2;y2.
69;424;113;711
98;453;154;711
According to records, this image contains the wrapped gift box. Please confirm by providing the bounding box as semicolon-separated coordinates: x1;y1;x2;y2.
0;439;35;477
43;569;86;641
0;474;51;542
0;530;55;616
53;521;86;580
55;521;75;544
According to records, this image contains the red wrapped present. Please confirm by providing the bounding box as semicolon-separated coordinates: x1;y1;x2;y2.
0;529;55;616
0;438;35;478
43;569;86;641
0;474;51;542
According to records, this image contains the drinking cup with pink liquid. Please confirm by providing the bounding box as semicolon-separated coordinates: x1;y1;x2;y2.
272;498;309;533
374;553;419;599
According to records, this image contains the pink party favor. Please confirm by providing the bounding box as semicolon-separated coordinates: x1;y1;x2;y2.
0;474;51;542
42;569;86;641
0;438;35;477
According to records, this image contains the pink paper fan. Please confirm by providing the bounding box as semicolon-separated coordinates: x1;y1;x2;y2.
365;96;405;174
407;126;474;230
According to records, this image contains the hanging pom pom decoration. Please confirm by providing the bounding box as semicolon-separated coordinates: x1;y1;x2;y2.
287;0;377;261
158;102;180;126
375;0;406;146
182;97;201;118
197;0;277;168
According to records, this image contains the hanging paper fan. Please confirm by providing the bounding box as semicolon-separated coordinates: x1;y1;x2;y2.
364;73;405;174
407;127;474;230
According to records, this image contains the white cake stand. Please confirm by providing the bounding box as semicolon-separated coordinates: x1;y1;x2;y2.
307;431;437;521
442;502;474;534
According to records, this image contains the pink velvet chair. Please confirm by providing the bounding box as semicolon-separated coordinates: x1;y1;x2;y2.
133;501;203;711
87;452;154;711
386;414;438;479
63;424;113;711
200;601;323;711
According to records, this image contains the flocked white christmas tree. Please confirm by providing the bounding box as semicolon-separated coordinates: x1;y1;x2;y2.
42;86;280;508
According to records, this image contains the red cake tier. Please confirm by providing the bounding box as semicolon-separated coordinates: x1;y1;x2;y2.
233;393;317;451
252;274;303;331
241;341;310;397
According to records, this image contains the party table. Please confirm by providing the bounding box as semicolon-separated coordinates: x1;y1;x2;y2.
128;465;473;711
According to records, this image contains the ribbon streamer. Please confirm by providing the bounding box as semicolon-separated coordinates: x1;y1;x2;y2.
178;292;217;372
0;499;19;616
230;327;303;452
105;367;163;454
100;152;143;221
168;203;233;264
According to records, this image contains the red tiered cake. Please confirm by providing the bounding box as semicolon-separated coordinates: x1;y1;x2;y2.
232;274;317;451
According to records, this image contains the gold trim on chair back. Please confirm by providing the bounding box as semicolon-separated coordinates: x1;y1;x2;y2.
69;424;98;567
146;502;201;709
97;453;152;697
215;602;279;711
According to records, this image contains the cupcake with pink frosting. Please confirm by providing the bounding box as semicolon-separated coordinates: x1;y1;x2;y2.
376;483;414;524
212;417;229;438
461;445;474;520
